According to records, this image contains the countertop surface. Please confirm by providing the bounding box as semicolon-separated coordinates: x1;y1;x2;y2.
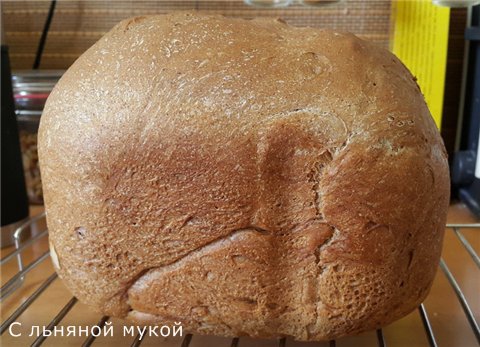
1;203;479;347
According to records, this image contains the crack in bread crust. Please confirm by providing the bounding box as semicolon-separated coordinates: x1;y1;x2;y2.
123;226;272;310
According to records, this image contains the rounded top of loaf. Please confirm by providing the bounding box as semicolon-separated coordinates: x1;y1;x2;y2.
38;12;450;340
40;12;444;156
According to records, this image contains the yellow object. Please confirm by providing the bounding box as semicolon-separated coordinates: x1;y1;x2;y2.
390;0;450;129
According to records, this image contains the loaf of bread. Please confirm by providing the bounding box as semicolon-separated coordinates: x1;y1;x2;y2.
38;12;450;341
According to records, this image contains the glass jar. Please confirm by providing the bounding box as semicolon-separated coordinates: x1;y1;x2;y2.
13;70;63;204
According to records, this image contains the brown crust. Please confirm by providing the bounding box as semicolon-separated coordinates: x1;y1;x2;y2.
38;12;450;341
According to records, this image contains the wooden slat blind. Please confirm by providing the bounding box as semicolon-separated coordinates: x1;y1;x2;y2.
2;0;391;70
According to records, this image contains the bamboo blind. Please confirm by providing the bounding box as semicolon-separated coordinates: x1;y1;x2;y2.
2;0;391;70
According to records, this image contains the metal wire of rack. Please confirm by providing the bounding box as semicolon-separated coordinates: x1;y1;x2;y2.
0;214;479;347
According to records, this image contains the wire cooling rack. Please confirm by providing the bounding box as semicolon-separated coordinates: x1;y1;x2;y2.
1;213;479;347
